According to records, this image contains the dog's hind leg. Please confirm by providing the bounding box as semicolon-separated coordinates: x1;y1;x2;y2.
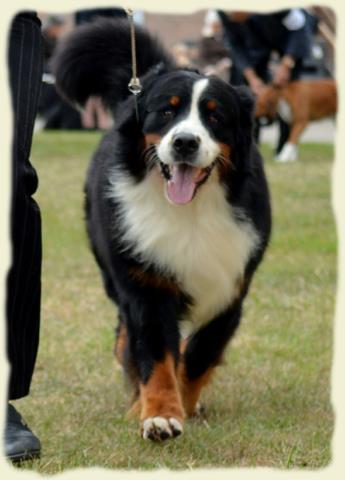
178;302;242;416
114;319;141;405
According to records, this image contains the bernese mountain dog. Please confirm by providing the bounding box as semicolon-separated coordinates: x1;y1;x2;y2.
52;18;271;442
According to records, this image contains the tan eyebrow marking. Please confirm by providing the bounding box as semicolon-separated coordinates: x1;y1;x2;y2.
206;100;217;110
144;133;162;146
169;96;180;106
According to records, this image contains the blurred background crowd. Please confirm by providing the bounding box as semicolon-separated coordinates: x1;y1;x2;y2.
36;7;335;148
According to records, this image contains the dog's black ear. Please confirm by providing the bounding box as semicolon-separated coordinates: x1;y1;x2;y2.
140;61;171;92
117;62;170;136
116;95;143;138
233;85;255;172
235;85;255;118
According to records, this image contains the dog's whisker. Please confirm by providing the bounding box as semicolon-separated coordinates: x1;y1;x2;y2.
216;154;235;171
145;151;160;170
142;151;158;164
141;144;157;161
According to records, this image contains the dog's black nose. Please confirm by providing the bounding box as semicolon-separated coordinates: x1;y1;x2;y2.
172;133;200;158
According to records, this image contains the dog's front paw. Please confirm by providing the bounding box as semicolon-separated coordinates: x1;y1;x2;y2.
141;416;183;441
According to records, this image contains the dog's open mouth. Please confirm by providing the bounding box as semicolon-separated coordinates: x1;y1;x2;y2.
159;162;215;205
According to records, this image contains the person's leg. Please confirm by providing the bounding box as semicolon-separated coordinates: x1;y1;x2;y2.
253;59;271;146
5;11;43;462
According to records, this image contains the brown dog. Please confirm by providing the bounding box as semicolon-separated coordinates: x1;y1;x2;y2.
255;78;337;161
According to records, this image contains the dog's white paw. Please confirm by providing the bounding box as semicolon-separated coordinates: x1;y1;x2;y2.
141;416;183;441
275;143;298;162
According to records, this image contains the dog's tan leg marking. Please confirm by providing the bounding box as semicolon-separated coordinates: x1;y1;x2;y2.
144;133;162;146
140;353;184;441
178;360;215;417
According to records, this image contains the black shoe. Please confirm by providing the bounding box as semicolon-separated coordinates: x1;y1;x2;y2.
4;403;41;462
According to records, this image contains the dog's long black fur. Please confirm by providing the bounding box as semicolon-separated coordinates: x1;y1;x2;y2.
53;18;271;441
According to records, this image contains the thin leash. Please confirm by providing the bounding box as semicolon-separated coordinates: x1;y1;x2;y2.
125;9;142;122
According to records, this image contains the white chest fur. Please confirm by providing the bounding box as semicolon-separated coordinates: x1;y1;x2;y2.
108;169;259;338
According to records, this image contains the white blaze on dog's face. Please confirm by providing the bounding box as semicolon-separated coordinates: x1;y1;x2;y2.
157;79;220;167
157;79;220;205
142;72;242;205
158;79;221;205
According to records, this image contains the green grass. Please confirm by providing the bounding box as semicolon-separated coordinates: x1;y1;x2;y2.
13;132;335;472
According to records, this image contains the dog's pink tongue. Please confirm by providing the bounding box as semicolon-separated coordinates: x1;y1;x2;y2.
167;165;199;205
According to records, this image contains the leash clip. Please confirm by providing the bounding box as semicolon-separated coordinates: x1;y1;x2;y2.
128;77;142;95
126;8;142;121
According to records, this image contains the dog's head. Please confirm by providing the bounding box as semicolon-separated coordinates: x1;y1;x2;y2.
254;86;280;123
52;19;255;205
119;69;255;205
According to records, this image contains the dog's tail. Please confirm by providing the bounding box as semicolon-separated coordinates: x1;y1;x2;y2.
52;18;176;112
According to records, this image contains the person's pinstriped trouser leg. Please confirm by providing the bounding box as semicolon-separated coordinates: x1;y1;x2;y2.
5;11;43;462
7;11;43;401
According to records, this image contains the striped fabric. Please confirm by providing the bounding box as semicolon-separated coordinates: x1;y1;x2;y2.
6;12;43;400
